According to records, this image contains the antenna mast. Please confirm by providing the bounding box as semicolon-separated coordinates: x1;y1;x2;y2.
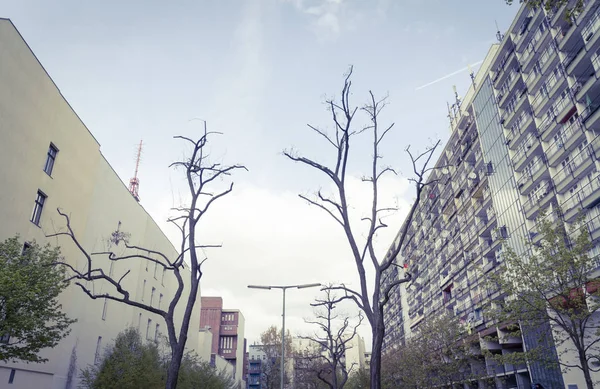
495;20;504;42
128;140;143;202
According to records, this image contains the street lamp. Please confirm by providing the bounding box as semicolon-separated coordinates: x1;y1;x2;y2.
248;283;321;389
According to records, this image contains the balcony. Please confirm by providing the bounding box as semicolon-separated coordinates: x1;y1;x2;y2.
515;8;543;53
582;5;600;53
502;92;530;128
517;162;549;195
523;182;554;220
562;174;600;222
507;110;536;149
512;136;543;172
553;146;596;194
494;53;518;89
586;204;600;239
546;120;586;167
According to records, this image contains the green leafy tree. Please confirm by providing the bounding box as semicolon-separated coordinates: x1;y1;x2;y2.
344;368;369;389
260;325;293;389
0;236;75;362
380;314;482;388
81;328;238;389
487;217;600;389
505;0;585;19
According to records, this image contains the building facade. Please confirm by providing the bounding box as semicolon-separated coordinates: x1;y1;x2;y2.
247;345;267;389
382;1;600;388
0;18;201;389
199;296;246;384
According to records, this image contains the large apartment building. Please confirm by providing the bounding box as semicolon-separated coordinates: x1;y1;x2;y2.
382;1;600;388
0;18;202;389
200;297;247;384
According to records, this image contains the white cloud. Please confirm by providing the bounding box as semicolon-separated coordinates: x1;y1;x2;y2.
284;0;382;42
153;173;412;347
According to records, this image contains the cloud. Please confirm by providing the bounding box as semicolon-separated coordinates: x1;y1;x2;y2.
284;0;385;42
153;174;412;347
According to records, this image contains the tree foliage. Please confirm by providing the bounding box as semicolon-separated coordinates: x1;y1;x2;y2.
505;0;585;19
260;325;293;389
486;217;600;389
380;314;481;388
344;368;369;389
81;328;237;389
0;236;75;363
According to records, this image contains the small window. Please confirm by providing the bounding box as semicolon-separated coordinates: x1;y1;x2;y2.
155;324;160;342
161;268;166;285
21;242;31;255
146;319;152;340
159;294;163;309
30;191;47;226
44;144;58;176
94;336;102;364
154;262;158;279
142;280;146;302
138;313;142;329
8;369;15;384
150;287;156;307
102;298;108;321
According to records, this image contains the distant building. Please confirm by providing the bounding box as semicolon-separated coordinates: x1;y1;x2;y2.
247;344;267;389
199;297;246;385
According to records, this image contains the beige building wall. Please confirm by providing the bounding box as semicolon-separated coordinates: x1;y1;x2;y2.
0;18;201;389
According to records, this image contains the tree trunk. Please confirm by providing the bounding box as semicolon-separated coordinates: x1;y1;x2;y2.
164;277;198;389
165;343;186;389
579;350;595;389
370;318;384;389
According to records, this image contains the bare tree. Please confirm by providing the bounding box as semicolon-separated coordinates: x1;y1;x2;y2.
46;125;246;389
284;67;441;389
296;289;364;389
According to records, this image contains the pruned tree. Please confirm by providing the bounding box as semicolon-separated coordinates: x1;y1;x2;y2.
486;216;600;389
47;125;246;389
296;289;364;389
0;236;75;362
260;325;293;389
284;67;441;389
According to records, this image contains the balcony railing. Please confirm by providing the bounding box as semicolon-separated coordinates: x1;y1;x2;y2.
582;6;600;43
546;120;583;159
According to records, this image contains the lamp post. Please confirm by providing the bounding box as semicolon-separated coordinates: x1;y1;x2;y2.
248;283;321;389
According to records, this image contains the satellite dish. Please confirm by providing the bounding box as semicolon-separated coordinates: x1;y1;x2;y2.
441;167;450;175
468;172;477;179
441;230;450;238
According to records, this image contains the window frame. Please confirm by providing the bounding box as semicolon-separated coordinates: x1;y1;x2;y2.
43;143;59;176
31;190;47;226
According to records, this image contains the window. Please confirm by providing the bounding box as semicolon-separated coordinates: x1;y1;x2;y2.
30;191;46;226
138;313;142;329
146;319;152;340
154;262;158;279
150;287;156;307
44;143;58;176
8;369;15;384
94;336;102;364
159;294;163;309
142;280;146;302
155;324;160;342
21;242;31;255
161;268;166;285
102;298;108;320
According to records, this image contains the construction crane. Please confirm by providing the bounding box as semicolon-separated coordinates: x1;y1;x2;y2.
128;140;143;202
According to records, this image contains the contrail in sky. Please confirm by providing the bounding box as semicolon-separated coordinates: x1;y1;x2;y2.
415;60;484;91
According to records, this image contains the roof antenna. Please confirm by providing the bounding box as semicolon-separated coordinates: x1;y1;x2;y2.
495;20;504;42
128;140;143;202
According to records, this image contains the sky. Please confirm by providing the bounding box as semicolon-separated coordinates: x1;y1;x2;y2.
2;0;519;348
